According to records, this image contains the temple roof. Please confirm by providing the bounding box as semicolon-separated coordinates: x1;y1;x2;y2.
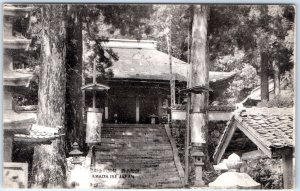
85;39;235;83
107;47;235;82
213;107;294;163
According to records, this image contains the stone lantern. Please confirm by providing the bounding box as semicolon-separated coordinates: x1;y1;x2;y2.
209;153;261;189
191;151;205;186
69;142;84;165
149;114;158;124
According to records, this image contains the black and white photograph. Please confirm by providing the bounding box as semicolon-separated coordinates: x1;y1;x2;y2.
2;3;295;189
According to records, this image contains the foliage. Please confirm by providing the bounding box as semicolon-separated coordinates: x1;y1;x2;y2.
142;5;294;104
213;50;260;104
79;5;154;82
209;5;295;104
100;5;154;39
148;5;191;61
246;159;283;189
257;95;294;108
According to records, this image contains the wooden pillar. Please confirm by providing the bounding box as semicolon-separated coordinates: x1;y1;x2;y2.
158;96;162;123
105;97;108;122
184;93;191;185
92;91;96;108
282;151;294;189
136;96;140;124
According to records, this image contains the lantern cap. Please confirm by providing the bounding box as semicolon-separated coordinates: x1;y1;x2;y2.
69;142;83;156
191;151;204;157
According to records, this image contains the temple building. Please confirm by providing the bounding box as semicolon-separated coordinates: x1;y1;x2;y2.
83;39;236;124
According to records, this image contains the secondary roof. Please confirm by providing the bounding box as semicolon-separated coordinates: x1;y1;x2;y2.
214;107;294;163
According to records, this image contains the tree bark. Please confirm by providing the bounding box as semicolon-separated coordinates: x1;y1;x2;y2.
32;5;67;188
273;60;280;96
261;52;269;101
190;5;209;147
189;5;211;185
65;5;84;150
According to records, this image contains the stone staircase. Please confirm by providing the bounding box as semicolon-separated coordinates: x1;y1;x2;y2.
92;124;184;188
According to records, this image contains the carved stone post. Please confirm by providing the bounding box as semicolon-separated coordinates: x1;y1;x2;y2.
191;150;205;186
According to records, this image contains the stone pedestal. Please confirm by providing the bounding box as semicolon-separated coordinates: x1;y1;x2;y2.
209;153;261;189
209;171;261;189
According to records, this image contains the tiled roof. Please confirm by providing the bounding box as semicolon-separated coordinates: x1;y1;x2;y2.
171;104;236;112
209;105;236;112
214;107;294;163
84;40;236;83
108;48;236;82
236;107;294;148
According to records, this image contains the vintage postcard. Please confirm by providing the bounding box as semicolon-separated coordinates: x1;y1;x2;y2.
3;3;295;189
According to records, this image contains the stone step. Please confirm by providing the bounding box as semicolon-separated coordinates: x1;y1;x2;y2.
101;137;170;142
95;148;172;154
97;158;174;164
101;127;166;133
97;155;174;161
99;143;172;149
101;131;166;137
103;124;164;128
111;177;181;186
96;152;173;157
92;124;182;188
95;161;176;168
96;150;173;156
91;175;181;186
92;182;182;189
101;133;168;138
94;161;176;169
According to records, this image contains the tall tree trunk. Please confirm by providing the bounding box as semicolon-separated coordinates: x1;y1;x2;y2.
261;52;269;101
190;4;209;148
65;5;84;151
32;5;67;188
189;4;210;184
273;60;280;96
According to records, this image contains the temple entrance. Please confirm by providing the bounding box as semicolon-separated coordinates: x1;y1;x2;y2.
140;96;158;124
108;96;136;124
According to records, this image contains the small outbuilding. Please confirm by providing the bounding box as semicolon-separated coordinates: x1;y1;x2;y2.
213;107;294;189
